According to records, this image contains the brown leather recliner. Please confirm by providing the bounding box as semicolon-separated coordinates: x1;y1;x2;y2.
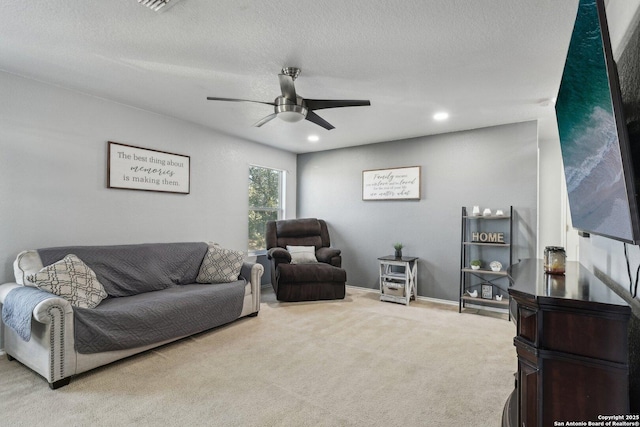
266;218;346;302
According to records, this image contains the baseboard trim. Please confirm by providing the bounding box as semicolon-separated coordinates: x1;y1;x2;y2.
346;285;457;307
416;295;458;306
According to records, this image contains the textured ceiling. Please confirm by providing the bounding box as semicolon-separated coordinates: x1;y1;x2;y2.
0;0;579;153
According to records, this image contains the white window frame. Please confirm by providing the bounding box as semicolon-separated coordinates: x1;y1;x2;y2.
248;165;286;256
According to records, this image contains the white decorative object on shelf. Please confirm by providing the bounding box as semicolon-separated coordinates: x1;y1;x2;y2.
483;208;491;216
496;295;503;301
467;290;478;298
472;206;481;216
490;261;502;272
495;209;505;216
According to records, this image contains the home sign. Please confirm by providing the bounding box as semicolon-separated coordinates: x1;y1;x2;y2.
471;231;505;243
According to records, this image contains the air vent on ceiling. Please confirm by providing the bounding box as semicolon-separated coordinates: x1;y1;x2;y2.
137;0;181;12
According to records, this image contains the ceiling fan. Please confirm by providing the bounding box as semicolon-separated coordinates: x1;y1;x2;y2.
206;67;370;130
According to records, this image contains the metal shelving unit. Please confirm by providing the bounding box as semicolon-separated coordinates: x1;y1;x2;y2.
459;206;513;319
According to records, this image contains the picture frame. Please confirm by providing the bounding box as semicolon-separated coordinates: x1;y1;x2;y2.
362;166;421;201
107;141;190;194
481;283;493;300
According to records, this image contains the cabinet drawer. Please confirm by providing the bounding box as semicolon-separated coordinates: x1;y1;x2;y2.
541;309;629;363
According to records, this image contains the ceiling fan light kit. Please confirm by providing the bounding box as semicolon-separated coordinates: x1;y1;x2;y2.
275;97;307;123
206;67;370;131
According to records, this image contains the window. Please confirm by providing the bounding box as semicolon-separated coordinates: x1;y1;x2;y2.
248;165;285;253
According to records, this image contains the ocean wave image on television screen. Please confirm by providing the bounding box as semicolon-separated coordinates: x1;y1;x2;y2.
555;0;634;241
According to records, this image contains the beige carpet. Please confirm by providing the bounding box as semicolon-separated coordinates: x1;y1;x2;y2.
0;287;516;426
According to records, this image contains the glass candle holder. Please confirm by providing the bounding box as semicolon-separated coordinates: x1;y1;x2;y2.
544;246;566;275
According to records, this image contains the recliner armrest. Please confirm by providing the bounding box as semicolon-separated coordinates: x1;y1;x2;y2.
315;247;341;263
267;247;291;263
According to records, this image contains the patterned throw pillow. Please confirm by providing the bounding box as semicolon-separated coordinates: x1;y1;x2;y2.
196;245;244;284
27;254;107;309
286;246;318;264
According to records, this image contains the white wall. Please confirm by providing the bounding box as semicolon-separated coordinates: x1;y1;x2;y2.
297;121;538;302
0;71;297;283
537;133;567;258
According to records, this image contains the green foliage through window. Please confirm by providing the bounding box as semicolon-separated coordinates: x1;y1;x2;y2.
248;166;284;252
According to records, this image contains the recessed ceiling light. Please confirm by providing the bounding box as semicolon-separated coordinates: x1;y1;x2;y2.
308;135;320;142
137;0;181;12
433;112;449;121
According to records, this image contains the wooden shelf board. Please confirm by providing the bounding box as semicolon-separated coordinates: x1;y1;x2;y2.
461;295;509;307
463;215;511;220
461;268;508;276
463;242;511;247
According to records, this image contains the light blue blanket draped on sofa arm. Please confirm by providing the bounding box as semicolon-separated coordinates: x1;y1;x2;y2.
2;287;54;341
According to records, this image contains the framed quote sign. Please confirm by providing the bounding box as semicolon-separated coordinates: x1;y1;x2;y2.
107;141;190;194
362;166;421;201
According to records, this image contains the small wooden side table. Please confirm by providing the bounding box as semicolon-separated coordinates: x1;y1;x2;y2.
378;256;418;305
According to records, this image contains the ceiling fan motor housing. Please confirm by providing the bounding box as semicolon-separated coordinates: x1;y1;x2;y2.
275;96;307;122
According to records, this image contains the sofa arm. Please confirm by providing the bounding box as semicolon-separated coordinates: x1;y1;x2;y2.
240;262;263;314
240;262;264;288
33;295;74;323
0;282;76;388
0;282;72;323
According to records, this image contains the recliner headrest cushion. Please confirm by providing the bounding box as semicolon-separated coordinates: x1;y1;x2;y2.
276;218;321;238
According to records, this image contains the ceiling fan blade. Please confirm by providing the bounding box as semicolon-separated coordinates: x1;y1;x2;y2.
206;97;275;107
304;99;371;111
305;111;335;130
253;113;278;127
278;74;297;101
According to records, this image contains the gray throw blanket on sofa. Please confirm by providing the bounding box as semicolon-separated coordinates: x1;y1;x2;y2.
38;242;209;297
72;280;246;354
2;287;54;341
36;242;246;354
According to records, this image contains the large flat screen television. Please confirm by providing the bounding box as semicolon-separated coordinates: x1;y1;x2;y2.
555;0;640;243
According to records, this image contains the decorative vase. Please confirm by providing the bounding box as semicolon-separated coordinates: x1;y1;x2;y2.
395;249;402;258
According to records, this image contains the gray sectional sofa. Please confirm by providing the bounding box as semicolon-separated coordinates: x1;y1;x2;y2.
0;242;263;389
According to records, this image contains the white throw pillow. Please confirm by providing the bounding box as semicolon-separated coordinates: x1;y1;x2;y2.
196;245;244;283
13;250;44;287
27;254;107;308
287;246;318;264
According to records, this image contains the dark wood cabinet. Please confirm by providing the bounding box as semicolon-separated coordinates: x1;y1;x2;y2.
504;259;631;427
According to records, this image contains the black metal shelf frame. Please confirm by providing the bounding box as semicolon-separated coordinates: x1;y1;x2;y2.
459;205;513;320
